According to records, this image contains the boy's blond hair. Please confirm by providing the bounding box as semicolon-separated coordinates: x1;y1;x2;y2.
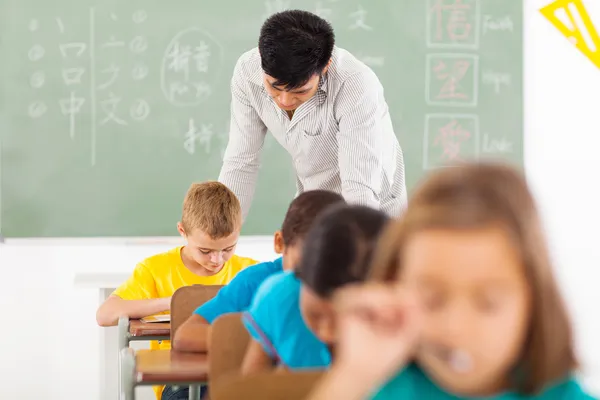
181;181;242;239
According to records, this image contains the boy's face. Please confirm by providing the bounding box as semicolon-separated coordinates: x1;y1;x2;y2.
179;224;239;273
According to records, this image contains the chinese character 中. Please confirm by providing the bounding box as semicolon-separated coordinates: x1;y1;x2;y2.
59;92;86;138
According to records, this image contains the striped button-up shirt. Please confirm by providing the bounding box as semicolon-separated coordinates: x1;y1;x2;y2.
219;46;407;219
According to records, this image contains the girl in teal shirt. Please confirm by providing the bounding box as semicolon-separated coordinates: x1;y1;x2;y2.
309;162;597;400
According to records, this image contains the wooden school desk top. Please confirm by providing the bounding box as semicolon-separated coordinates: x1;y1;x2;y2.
129;320;171;338
135;349;208;383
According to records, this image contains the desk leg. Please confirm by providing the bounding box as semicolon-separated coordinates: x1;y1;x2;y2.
188;385;201;400
100;288;119;400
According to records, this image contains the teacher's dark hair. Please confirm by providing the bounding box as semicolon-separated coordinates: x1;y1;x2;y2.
259;10;335;90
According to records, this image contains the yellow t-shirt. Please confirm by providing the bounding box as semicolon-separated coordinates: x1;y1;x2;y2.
112;246;257;399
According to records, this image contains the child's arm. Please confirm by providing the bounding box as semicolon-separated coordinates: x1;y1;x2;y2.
95;263;163;326
308;284;422;400
96;295;171;327
172;314;211;352
241;339;276;375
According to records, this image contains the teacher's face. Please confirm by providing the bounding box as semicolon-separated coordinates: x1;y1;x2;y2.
263;73;321;111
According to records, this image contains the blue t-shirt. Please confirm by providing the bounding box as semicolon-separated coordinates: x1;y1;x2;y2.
243;270;331;369
372;364;597;400
194;257;283;323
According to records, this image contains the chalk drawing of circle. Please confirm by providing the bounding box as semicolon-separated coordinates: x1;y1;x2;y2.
28;19;39;32
30;71;46;88
130;99;150;121
130;36;148;54
132;10;147;24
132;64;149;81
160;27;224;107
28;45;45;61
29;101;47;118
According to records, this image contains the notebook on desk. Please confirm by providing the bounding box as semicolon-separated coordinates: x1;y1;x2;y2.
140;314;171;323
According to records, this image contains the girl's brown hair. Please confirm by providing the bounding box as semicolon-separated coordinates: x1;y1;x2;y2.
369;162;577;394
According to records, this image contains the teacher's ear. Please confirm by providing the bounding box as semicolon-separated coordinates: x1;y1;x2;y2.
321;58;333;75
273;230;285;255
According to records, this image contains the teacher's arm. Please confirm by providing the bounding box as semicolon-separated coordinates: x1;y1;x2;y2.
335;70;386;210
218;59;268;220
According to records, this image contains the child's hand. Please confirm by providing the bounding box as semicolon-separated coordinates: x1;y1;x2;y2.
332;284;421;388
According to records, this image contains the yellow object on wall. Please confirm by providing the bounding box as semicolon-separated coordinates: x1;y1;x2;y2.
540;0;600;69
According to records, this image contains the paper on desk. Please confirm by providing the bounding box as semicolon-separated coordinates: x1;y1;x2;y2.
140;314;171;323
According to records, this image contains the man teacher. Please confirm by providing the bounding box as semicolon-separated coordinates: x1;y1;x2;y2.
219;10;407;218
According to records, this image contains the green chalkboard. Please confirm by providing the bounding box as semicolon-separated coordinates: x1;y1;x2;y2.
0;0;523;237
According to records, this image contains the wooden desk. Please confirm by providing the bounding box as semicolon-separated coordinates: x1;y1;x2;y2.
120;349;208;400
129;320;171;338
136;349;208;383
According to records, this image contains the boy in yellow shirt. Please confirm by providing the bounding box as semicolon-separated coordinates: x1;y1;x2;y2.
96;181;257;399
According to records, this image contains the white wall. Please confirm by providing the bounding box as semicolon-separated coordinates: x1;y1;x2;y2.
1;1;600;398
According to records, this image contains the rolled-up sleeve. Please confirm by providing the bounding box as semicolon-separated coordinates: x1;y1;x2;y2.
334;71;386;210
218;59;268;220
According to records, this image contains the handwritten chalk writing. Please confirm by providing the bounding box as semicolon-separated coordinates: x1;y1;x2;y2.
130;99;151;121
426;54;478;106
99;93;127;126
132;10;148;24
102;36;125;48
349;5;372;31
194;42;211;72
482;70;511;94
482;133;513;153
482;15;513;34
59;43;87;58
30;71;45;88
28;45;45;61
132;64;149;81
28;101;47;118
62;67;85;85
434;119;471;161
264;0;291;18
28;19;39;32
434;60;469;99
424;114;479;169
184;118;214;154
59;92;86;139
161;28;223;106
97;64;120;90
56;18;64;33
427;0;479;48
315;2;333;20
130;36;148;54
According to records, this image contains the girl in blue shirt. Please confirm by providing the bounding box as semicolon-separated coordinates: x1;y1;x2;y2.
309;162;597;400
241;204;390;373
